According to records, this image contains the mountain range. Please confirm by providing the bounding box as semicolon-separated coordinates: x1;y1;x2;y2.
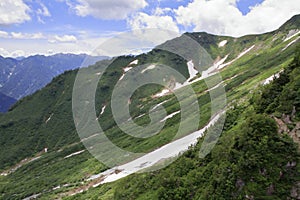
0;54;106;112
0;15;299;199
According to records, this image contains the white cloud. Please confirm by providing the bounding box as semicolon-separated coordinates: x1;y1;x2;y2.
11;32;45;39
0;47;25;58
49;35;78;43
175;0;300;37
10;50;26;58
153;7;172;16
72;0;148;20
0;48;10;57
0;0;31;25
128;12;179;33
36;2;51;24
0;31;9;38
126;11;180;52
37;2;51;17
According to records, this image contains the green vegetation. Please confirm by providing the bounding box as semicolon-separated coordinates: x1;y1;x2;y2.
68;45;300;200
0;15;299;199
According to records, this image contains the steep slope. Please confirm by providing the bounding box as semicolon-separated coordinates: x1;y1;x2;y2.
0;92;16;112
63;39;300;200
0;15;299;199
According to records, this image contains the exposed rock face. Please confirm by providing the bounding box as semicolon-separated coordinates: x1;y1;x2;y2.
274;116;300;145
274;117;289;134
290;122;300;145
291;182;300;199
274;114;300;199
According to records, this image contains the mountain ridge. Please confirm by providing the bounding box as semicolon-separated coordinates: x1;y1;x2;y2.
0;53;107;112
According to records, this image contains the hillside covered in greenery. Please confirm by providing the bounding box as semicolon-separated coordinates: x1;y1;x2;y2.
70;45;300;200
0;15;299;199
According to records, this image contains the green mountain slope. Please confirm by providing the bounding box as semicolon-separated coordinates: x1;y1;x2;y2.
71;46;300;200
0;15;299;199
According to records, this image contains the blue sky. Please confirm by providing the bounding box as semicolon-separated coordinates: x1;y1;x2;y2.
0;0;299;57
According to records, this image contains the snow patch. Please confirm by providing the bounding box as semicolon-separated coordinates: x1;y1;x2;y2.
119;73;125;81
187;61;198;81
218;40;227;47
88;112;223;184
133;113;146;120
124;67;132;73
45;113;54;124
52;185;61;191
129;59;139;65
172;55;229;91
100;105;106;115
150;100;169;111
64;150;85;159
141;65;156;73
284;30;300;42
218;45;255;69
160;111;180;122
263;71;281;85
23;193;41;200
282;36;300;51
153;89;170;98
119;66;134;81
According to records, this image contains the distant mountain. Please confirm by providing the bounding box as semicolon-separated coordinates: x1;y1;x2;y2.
0;53;107;112
0;92;16;112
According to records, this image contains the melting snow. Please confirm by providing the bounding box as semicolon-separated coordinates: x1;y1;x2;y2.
45;114;54;124
172;55;229;91
119;67;134;81
129;59;139;65
282;36;300;51
100;105;106;115
119;74;125;81
133;113;146;120
64;150;85;159
263;72;281;85
201;55;229;79
218;45;255;69
88;112;223;184
187;61;198;81
123;67;132;73
141;65;156;73
160;111;180;122
218;40;228;47
153;89;170;98
284;30;300;42
150;100;169;111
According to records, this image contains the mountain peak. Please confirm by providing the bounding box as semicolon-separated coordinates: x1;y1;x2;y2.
278;14;300;32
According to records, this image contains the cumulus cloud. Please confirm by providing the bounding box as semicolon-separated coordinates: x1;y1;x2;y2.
175;0;300;37
11;32;45;40
72;0;148;20
0;31;9;38
0;0;31;25
126;10;180;52
126;0;300;37
128;12;179;33
49;35;78;43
